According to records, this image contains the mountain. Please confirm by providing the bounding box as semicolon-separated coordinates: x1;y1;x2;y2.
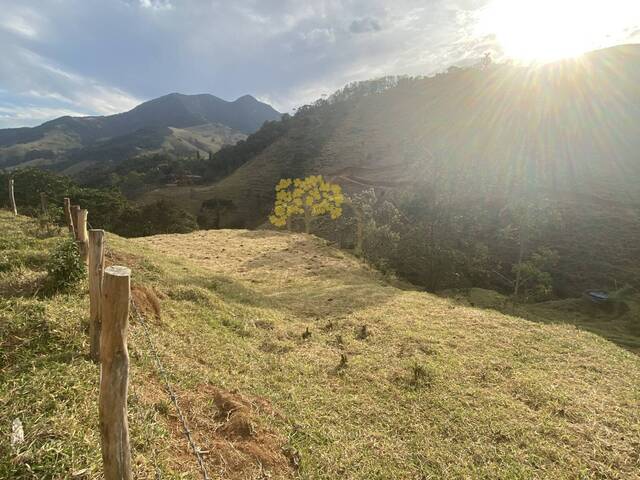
142;44;640;294
0;93;281;171
148;44;640;220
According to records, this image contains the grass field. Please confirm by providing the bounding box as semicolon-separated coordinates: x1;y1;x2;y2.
1;210;639;479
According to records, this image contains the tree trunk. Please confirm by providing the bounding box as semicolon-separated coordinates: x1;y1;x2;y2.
354;206;364;256
304;207;311;234
40;192;48;214
514;230;526;297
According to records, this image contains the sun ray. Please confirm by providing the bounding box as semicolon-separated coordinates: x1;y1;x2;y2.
479;0;640;62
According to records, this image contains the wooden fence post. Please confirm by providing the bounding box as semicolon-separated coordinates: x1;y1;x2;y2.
71;205;81;239
99;265;132;480
77;209;89;263
40;192;48;213
88;229;105;362
8;178;17;216
63;198;74;234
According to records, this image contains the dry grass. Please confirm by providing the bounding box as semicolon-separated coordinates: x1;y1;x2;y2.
132;229;640;479
1;212;639;479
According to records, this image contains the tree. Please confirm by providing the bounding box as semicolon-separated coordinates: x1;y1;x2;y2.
269;175;344;233
498;199;560;300
115;200;197;237
198;198;235;229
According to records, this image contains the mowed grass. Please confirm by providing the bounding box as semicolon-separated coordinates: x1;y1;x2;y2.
1;211;639;479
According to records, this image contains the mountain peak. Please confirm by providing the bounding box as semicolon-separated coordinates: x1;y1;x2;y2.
234;94;258;103
0;91;281;162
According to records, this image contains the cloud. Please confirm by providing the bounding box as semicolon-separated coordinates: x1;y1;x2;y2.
138;0;174;11
0;5;141;128
0;0;638;128
1;14;38;38
0;105;87;128
0;46;140;115
349;17;382;34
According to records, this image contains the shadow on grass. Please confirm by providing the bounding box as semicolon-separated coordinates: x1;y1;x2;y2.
0;299;85;373
440;289;640;355
150;233;402;318
184;269;400;319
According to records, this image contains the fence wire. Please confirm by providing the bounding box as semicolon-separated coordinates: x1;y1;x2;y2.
101;241;210;480
130;300;211;480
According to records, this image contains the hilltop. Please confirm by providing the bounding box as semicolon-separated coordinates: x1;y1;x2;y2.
1;211;639;479
0;93;280;173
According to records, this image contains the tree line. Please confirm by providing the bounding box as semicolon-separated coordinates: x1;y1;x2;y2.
0;168;197;237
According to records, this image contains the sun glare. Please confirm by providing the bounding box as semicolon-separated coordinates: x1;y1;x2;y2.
480;0;640;62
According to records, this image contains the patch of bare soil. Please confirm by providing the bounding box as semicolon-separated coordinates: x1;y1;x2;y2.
131;284;162;322
161;384;295;479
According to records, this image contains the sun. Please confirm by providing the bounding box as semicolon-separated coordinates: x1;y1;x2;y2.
479;0;640;62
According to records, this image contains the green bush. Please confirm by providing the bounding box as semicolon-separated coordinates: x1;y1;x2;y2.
45;239;85;293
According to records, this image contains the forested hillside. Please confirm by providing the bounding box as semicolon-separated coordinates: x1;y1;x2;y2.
143;44;640;297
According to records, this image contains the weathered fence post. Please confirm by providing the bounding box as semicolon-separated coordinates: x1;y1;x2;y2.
88;229;105;362
71;205;81;239
8;178;17;216
77;209;89;263
99;265;132;480
40;192;48;213
63;198;74;234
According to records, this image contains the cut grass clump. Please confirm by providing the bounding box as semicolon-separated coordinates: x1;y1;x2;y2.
408;362;436;389
167;285;212;304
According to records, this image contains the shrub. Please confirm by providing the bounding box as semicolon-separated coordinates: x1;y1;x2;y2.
45;239;85;293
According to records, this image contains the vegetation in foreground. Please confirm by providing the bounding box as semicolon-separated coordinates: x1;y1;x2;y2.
1;210;639;479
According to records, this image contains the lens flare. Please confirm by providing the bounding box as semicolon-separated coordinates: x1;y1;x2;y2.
479;0;640;62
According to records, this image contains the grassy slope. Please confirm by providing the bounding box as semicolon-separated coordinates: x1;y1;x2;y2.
0;129;83;169
1;210;639;479
2;122;246;177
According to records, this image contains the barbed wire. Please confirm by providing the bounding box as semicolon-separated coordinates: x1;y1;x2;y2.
130;295;210;480
95;237;210;479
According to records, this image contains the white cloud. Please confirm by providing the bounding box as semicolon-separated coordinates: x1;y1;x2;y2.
0;0;638;127
0;46;140;126
0;105;87;128
138;0;173;11
1;14;38;38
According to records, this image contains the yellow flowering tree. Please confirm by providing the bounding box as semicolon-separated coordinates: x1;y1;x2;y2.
269;175;344;233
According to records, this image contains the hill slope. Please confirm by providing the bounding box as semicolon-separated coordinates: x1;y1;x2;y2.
142;44;640;294
0;93;280;172
1;211;639;479
150;44;640;225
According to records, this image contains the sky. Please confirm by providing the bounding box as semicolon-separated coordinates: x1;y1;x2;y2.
0;0;638;128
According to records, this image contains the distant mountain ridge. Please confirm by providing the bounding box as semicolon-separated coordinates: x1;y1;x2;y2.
0;93;281;171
